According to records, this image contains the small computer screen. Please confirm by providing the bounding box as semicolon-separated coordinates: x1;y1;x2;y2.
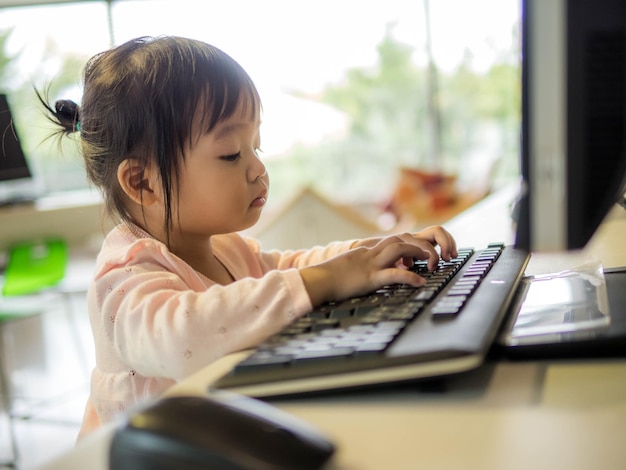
0;93;32;182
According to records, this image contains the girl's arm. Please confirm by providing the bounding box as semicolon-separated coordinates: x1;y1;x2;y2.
253;239;357;270
300;226;458;305
252;225;456;271
255;225;458;306
93;261;311;381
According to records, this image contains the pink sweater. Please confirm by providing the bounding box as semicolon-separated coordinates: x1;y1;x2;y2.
79;222;353;437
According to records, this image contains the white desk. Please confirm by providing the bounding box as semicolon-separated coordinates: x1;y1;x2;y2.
0;188;111;252
42;356;626;470
165;356;626;470
41;186;626;470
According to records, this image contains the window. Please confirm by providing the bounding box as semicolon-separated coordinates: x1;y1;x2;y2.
0;0;520;220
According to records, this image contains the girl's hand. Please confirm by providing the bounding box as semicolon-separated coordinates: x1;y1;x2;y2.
351;226;458;270
300;226;457;306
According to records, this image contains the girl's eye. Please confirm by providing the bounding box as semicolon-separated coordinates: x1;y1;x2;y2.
220;152;241;162
254;147;263;158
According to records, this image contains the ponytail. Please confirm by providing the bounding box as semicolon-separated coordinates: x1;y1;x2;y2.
36;90;81;136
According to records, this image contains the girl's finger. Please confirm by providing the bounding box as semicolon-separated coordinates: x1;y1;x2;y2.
377;241;437;270
375;267;425;288
414;227;458;260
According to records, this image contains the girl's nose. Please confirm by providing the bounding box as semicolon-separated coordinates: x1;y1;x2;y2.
249;150;267;182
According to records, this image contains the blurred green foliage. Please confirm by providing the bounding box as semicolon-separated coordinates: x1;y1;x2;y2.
267;27;520;205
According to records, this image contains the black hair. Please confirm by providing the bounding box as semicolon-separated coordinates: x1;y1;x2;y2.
39;36;261;242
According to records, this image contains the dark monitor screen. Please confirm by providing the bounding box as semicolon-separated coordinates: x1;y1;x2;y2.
0;93;32;182
515;0;626;252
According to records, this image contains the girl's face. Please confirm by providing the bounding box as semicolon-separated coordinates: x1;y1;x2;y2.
171;98;268;239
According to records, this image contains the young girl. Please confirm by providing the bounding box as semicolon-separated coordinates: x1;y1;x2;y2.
41;36;457;438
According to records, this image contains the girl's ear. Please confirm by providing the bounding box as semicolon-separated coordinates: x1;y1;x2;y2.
117;158;160;206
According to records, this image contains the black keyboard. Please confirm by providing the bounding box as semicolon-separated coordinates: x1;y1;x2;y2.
213;243;530;397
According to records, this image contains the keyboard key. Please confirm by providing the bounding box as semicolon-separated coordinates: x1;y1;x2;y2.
294;348;354;361
431;306;461;317
236;354;293;370
311;319;341;331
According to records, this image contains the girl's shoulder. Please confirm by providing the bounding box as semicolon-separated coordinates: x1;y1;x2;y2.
92;224;210;291
96;223;172;271
102;222;163;253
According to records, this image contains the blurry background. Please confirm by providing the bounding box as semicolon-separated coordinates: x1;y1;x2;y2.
0;0;521;246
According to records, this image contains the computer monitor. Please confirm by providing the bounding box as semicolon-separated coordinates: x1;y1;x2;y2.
514;0;626;252
0;94;31;182
0;93;38;205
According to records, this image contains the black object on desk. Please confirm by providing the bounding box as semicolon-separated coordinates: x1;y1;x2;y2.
497;267;626;359
109;393;336;470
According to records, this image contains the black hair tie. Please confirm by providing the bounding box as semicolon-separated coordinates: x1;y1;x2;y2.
55;99;81;131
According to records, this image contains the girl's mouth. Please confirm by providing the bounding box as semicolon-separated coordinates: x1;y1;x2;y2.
250;194;267;208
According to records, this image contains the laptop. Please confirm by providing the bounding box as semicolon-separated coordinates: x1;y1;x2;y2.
0;93;39;206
